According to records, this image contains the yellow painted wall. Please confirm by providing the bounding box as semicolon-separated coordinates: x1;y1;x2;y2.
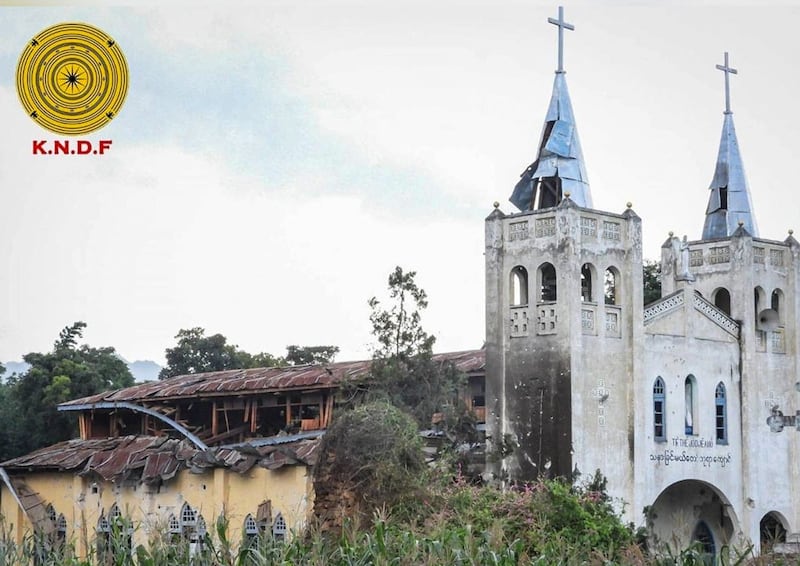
0;464;312;557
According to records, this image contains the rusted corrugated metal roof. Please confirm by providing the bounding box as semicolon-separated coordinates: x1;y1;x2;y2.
60;349;485;407
1;434;319;483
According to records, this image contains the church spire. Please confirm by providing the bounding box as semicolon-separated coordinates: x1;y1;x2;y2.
702;52;759;239
509;6;592;212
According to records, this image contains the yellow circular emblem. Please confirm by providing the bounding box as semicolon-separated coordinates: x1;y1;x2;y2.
16;22;128;136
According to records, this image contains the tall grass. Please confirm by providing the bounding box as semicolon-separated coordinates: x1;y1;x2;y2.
0;480;771;565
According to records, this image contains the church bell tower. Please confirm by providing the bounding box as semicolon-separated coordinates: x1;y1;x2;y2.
485;8;641;507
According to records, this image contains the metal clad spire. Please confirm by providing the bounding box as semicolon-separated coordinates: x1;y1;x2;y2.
548;6;574;74
716;52;738;114
509;8;591;212
702;53;759;239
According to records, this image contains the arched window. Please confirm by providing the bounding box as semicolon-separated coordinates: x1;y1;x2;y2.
45;504;66;547
109;503;122;525
715;383;727;444
772;289;784;324
604;267;619;305
105;504;132;552
168;514;181;535
56;514;67;545
539;263;557;302
653;378;666;442
581;264;594;302
713;288;731;316
244;514;259;536
754;286;766;318
760;512;787;550
509;266;528;306
97;514;111;561
692;521;716;560
180;503;197;529
272;512;287;542
243;514;259;547
97;515;110;533
685;376;697;435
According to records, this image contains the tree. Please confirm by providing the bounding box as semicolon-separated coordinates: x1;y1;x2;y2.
368;266;435;360
366;267;464;428
159;328;284;379
285;345;339;366
643;260;662;305
314;400;427;525
3;322;134;459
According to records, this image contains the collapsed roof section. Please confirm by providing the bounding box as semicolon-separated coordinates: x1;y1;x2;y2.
0;434;320;484
702;112;759;239
509;72;592;211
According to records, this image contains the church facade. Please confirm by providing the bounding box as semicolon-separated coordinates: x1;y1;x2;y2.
485;8;799;556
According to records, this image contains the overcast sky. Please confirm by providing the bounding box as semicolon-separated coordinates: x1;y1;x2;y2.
2;1;800;365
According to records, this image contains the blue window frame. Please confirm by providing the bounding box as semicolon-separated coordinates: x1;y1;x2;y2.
715;382;727;444
653;377;666;442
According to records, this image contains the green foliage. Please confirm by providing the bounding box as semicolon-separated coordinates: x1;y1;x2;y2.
368;266;435;360
159;328;283;379
365;266;465;430
285;345;339;366
643;259;662;306
317;401;427;512
0;496;758;565
1;322;134;460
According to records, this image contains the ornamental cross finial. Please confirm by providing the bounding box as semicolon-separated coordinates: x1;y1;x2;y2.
716;52;738;114
548;6;574;74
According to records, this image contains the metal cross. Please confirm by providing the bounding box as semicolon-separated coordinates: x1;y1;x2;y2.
716;51;738;114
548;6;574;74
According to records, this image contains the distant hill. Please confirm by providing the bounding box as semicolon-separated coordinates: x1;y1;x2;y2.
2;359;161;383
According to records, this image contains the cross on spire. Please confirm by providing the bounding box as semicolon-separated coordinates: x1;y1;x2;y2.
716;51;738;114
548;6;574;74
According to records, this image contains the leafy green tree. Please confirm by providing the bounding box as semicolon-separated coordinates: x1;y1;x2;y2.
159;327;285;379
4;322;134;459
285;345;339;366
643;259;662;305
366;267;464;428
368;266;435;360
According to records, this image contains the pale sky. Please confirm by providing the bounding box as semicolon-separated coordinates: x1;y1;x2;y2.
2;1;800;365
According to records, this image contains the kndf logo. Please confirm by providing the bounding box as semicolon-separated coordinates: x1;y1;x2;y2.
16;22;127;153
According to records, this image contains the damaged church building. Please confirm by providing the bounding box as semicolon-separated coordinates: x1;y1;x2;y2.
486;7;800;558
3;6;800;561
0;352;486;557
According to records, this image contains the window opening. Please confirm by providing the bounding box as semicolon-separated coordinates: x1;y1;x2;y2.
604;268;618;305
539;263;557;302
510;266;529;306
168;514;181;534
581;264;593;302
653;378;666;442
714;288;731;316
272;512;287;542
685;376;697;435
692;521;716;563
715;383;727;444
760;513;787;550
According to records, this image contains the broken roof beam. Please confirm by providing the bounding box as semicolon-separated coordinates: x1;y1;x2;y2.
58;401;208;450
